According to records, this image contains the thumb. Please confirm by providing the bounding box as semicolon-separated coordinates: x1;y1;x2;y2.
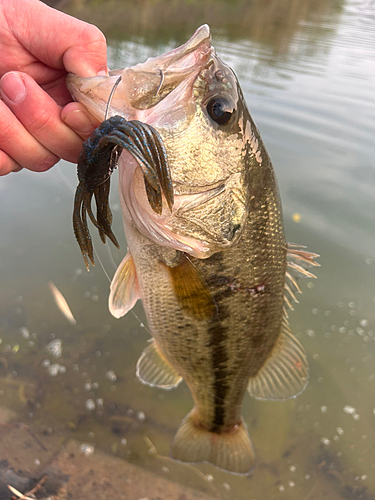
62;102;100;139
62;23;108;77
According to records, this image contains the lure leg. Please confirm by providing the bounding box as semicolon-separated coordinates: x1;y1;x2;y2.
73;116;173;269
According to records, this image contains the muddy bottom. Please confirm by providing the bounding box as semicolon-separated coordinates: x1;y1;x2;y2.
0;406;214;500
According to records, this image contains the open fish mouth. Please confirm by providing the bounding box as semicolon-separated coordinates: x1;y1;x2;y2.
67;25;213;122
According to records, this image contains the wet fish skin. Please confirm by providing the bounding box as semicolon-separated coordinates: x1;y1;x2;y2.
68;25;317;474
122;120;287;472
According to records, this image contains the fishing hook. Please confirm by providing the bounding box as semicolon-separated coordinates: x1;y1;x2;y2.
155;69;164;97
105;75;122;120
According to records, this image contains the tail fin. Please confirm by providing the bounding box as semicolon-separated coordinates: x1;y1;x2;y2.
170;410;255;474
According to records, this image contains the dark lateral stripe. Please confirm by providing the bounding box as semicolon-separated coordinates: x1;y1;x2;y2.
211;325;229;431
206;252;230;432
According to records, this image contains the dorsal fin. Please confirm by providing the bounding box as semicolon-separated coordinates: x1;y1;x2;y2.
248;242;317;399
109;251;140;318
248;319;308;400
287;243;320;277
165;253;216;320
284;243;320;316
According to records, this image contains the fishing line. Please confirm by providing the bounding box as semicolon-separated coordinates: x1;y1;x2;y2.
57;163;241;399
56;164;151;334
69;73;172;333
56;165;114;278
104;242;118;271
56;163;75;191
56;164;116;274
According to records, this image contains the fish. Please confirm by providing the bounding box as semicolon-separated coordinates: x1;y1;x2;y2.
67;25;319;474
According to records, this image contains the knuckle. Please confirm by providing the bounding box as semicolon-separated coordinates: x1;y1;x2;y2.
0;167;11;176
80;23;107;51
0;107;59;172
0;155;15;176
27;107;55;135
33;154;60;173
64;23;107;75
0;117;18;146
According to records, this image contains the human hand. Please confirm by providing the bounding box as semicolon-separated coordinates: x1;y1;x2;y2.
0;0;107;175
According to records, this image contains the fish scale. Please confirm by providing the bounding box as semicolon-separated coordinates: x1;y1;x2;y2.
68;24;318;474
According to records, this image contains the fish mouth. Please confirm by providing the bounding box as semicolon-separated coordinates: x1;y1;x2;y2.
67;25;213;122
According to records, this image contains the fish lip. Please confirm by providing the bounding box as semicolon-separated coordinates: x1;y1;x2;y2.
146;24;212;69
119;24;212;79
121;24;213;109
67;25;213;121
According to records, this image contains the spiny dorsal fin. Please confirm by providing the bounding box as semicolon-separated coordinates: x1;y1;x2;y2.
109;251;140;318
287;243;320;278
165;253;216;320
247;320;308;400
136;340;182;390
284;243;320;316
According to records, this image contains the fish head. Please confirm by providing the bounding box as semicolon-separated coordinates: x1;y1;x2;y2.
67;25;257;259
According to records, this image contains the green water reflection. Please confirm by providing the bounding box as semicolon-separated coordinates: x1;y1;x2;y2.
1;0;375;499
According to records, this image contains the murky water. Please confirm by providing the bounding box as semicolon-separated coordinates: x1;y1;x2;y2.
1;0;375;498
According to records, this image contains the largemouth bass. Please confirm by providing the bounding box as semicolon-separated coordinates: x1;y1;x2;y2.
67;25;318;474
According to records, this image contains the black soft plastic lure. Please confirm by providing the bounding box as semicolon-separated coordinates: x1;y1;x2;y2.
73;115;173;270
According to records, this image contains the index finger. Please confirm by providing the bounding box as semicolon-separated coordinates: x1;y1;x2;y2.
4;0;107;78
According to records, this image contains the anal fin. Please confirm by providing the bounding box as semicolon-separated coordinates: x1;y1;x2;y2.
171;410;255;474
109;251;140;318
248;321;308;401
136;340;182;390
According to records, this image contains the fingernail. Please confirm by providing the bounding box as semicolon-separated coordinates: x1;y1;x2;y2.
63;109;96;134
73;65;108;78
97;68;109;76
0;72;26;104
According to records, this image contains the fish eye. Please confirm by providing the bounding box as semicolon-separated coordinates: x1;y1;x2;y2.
206;98;233;125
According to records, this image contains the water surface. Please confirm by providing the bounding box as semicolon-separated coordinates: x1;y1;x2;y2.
1;0;375;498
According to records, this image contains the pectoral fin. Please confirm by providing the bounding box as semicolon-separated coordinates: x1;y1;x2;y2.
166;253;216;320
248;320;308;400
136;340;182;389
109;251;140;318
